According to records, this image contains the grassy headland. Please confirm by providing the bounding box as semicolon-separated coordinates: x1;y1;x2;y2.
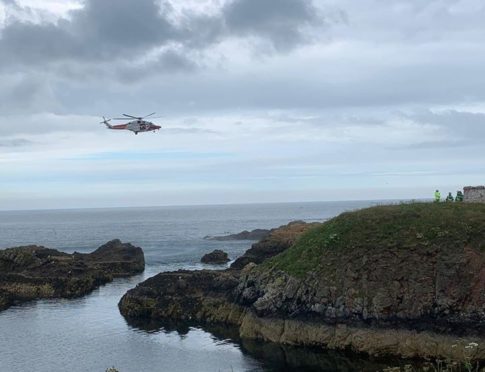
267;202;485;277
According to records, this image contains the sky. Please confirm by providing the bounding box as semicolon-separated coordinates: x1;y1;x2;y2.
0;0;484;210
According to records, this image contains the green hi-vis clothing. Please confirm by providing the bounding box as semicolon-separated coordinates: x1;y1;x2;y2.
434;191;441;202
446;193;454;202
456;192;464;202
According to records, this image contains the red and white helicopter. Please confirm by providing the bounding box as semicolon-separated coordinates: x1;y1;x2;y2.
101;113;161;135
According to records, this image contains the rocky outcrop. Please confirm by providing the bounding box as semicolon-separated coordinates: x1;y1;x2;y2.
119;221;310;320
0;239;144;311
120;270;244;323
230;221;320;270
201;250;230;264
119;204;485;362
78;239;145;275
204;229;271;241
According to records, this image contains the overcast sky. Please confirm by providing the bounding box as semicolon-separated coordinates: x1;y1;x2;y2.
0;0;484;210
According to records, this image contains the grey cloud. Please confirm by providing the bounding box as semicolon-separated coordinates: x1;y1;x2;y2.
222;0;322;50
404;110;485;144
3;0;484;119
0;0;328;115
0;0;179;65
71;0;177;52
116;49;199;82
0;0;322;69
1;21;77;65
0;74;58;114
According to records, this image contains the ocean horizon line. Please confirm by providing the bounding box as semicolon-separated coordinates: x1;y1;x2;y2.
0;198;425;214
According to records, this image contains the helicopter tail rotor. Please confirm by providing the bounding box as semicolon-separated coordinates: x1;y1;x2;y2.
100;116;113;128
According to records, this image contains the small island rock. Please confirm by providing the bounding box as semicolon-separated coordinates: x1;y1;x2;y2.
201;249;230;264
204;229;270;241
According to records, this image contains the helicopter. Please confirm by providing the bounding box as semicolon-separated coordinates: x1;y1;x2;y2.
101;113;161;135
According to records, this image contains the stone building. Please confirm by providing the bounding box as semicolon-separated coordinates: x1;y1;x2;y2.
464;186;485;202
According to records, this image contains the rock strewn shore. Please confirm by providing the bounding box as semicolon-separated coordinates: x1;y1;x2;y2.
0;239;144;311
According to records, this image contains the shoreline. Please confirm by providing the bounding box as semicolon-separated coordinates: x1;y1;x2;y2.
119;203;485;363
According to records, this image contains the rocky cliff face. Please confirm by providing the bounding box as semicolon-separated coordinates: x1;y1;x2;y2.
119;204;485;361
235;245;484;335
0;239;144;311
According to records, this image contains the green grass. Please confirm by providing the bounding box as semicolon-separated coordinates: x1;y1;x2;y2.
265;202;485;278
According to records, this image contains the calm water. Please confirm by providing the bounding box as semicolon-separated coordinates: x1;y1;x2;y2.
0;201;393;372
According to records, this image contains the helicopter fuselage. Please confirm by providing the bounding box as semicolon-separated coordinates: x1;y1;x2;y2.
108;120;161;135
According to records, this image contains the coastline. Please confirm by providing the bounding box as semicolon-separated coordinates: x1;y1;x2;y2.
119;203;485;363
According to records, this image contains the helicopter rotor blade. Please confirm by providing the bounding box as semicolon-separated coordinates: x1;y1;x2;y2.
117;113;158;120
122;114;139;119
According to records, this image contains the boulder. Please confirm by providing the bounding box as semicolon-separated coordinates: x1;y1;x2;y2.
201;250;230;264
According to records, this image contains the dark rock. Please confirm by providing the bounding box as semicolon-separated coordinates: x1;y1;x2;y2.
0;239;144;312
119;221;315;321
204;229;270;241
201;249;230;264
119;270;243;323
230;221;320;270
81;239;145;276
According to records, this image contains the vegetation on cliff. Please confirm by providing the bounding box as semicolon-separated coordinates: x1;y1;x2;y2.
268;202;485;277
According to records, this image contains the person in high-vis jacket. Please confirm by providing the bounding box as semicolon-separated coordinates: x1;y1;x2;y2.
446;192;454;202
434;190;441;202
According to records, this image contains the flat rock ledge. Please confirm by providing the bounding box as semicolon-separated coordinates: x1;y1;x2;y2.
0;239;144;311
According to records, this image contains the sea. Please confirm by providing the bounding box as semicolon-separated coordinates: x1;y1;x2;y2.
0;201;401;372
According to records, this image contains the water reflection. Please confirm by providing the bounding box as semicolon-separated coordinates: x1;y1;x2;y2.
124;318;406;372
